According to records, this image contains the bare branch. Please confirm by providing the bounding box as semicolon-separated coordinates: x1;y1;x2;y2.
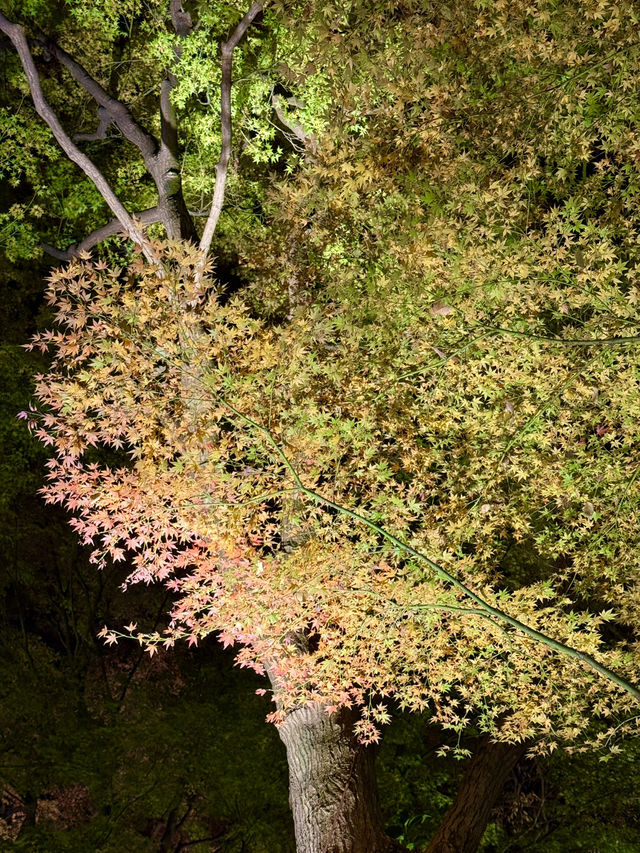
40;37;159;170
159;1;192;164
197;1;264;273
42;28;195;242
0;13;159;265
41;206;163;261
159;74;180;162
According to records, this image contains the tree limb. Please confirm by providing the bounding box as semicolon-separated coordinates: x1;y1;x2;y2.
39;36;159;173
160;0;191;169
40;26;195;242
41;206;163;261
170;0;193;38
197;1;264;273
159;74;180;164
150;0;198;242
0;13;158;265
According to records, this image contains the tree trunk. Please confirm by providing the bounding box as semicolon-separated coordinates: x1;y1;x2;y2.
161;180;199;244
426;737;528;853
277;703;403;853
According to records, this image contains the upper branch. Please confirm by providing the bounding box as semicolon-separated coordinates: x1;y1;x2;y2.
73;104;112;142
0;13;159;265
159;1;194;167
40;37;159;173
197;1;264;272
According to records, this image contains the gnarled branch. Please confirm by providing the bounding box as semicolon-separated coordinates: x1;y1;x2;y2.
40;36;159;170
73;104;112;142
40;28;195;242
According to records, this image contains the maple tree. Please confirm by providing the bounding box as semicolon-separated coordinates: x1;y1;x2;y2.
4;1;640;851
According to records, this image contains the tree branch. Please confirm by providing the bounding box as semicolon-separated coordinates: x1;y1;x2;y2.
40;36;159;169
41;206;163;261
272;93;317;154
159;74;180;164
170;0;193;38
0;14;158;265
40;26;196;242
159;0;191;168
197;1;264;273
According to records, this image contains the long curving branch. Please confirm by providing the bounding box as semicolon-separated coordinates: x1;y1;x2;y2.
41;206;164;261
197;1;264;274
0;13;158;265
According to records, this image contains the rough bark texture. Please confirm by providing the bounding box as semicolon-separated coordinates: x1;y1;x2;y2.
277;703;403;853
426;737;528;853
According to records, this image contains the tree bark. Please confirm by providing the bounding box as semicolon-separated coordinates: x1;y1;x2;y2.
426;737;528;853
277;703;403;853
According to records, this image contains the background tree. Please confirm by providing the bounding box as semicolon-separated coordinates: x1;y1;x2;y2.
3;1;640;852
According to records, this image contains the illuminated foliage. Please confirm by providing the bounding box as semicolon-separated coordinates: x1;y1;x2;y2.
10;0;640;758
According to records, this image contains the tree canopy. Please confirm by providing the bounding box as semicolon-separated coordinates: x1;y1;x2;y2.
4;0;640;759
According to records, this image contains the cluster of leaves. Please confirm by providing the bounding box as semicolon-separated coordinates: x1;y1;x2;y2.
3;252;640;851
11;0;640;751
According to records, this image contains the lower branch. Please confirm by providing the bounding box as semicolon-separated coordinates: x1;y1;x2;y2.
41;207;163;261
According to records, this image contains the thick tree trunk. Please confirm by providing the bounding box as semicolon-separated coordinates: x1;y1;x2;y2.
277;703;403;853
426;737;528;853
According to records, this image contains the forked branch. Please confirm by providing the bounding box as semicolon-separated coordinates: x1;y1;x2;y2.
197;1;264;274
0;13;158;265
